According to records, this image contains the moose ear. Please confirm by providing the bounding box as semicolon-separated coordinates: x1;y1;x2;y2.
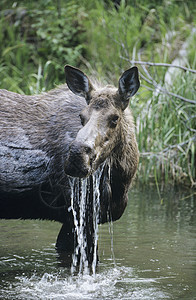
118;67;140;110
64;65;93;102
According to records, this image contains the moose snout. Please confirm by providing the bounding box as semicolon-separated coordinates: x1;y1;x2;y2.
70;142;94;159
64;141;96;178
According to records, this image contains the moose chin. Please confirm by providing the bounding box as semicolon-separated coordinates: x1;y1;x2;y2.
0;65;140;264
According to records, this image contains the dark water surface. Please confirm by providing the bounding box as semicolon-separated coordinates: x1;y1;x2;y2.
0;186;195;299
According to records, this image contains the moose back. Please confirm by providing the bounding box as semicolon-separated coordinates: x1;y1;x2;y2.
0;66;140;254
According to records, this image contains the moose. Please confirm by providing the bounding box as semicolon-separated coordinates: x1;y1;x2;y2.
0;65;140;265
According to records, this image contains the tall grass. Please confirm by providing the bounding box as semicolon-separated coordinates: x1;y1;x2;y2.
0;1;84;94
136;70;196;186
81;0;195;79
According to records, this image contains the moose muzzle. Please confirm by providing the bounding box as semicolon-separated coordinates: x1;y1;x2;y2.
64;141;96;178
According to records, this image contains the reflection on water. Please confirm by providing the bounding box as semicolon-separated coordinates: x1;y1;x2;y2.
0;186;195;299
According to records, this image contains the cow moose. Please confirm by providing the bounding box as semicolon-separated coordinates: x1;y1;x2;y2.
0;65;140;265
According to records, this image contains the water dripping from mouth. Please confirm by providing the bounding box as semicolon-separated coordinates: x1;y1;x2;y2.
68;161;107;275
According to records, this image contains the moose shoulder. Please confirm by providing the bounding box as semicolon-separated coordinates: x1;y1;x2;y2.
0;66;140;247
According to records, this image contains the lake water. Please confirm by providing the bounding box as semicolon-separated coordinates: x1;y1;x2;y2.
0;186;195;299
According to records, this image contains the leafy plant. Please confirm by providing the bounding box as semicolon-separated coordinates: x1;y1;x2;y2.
0;1;85;94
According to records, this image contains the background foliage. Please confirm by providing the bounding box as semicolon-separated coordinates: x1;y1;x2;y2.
0;0;195;187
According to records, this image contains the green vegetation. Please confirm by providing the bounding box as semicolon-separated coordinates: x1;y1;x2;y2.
0;0;195;187
0;0;85;93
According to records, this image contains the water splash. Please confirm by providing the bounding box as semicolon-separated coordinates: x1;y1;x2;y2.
69;162;106;275
1;266;170;300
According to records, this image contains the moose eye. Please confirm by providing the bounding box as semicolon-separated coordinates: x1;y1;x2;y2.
109;115;119;128
79;114;85;126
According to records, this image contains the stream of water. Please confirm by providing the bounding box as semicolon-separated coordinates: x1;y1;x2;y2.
0;185;195;299
69;163;105;275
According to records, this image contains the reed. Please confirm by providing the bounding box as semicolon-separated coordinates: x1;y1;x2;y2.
136;72;196;186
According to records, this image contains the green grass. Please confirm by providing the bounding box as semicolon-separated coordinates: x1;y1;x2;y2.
0;0;85;94
136;83;196;186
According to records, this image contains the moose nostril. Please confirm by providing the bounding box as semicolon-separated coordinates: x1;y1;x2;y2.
84;146;92;155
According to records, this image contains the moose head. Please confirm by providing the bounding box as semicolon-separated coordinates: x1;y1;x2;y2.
64;65;140;178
